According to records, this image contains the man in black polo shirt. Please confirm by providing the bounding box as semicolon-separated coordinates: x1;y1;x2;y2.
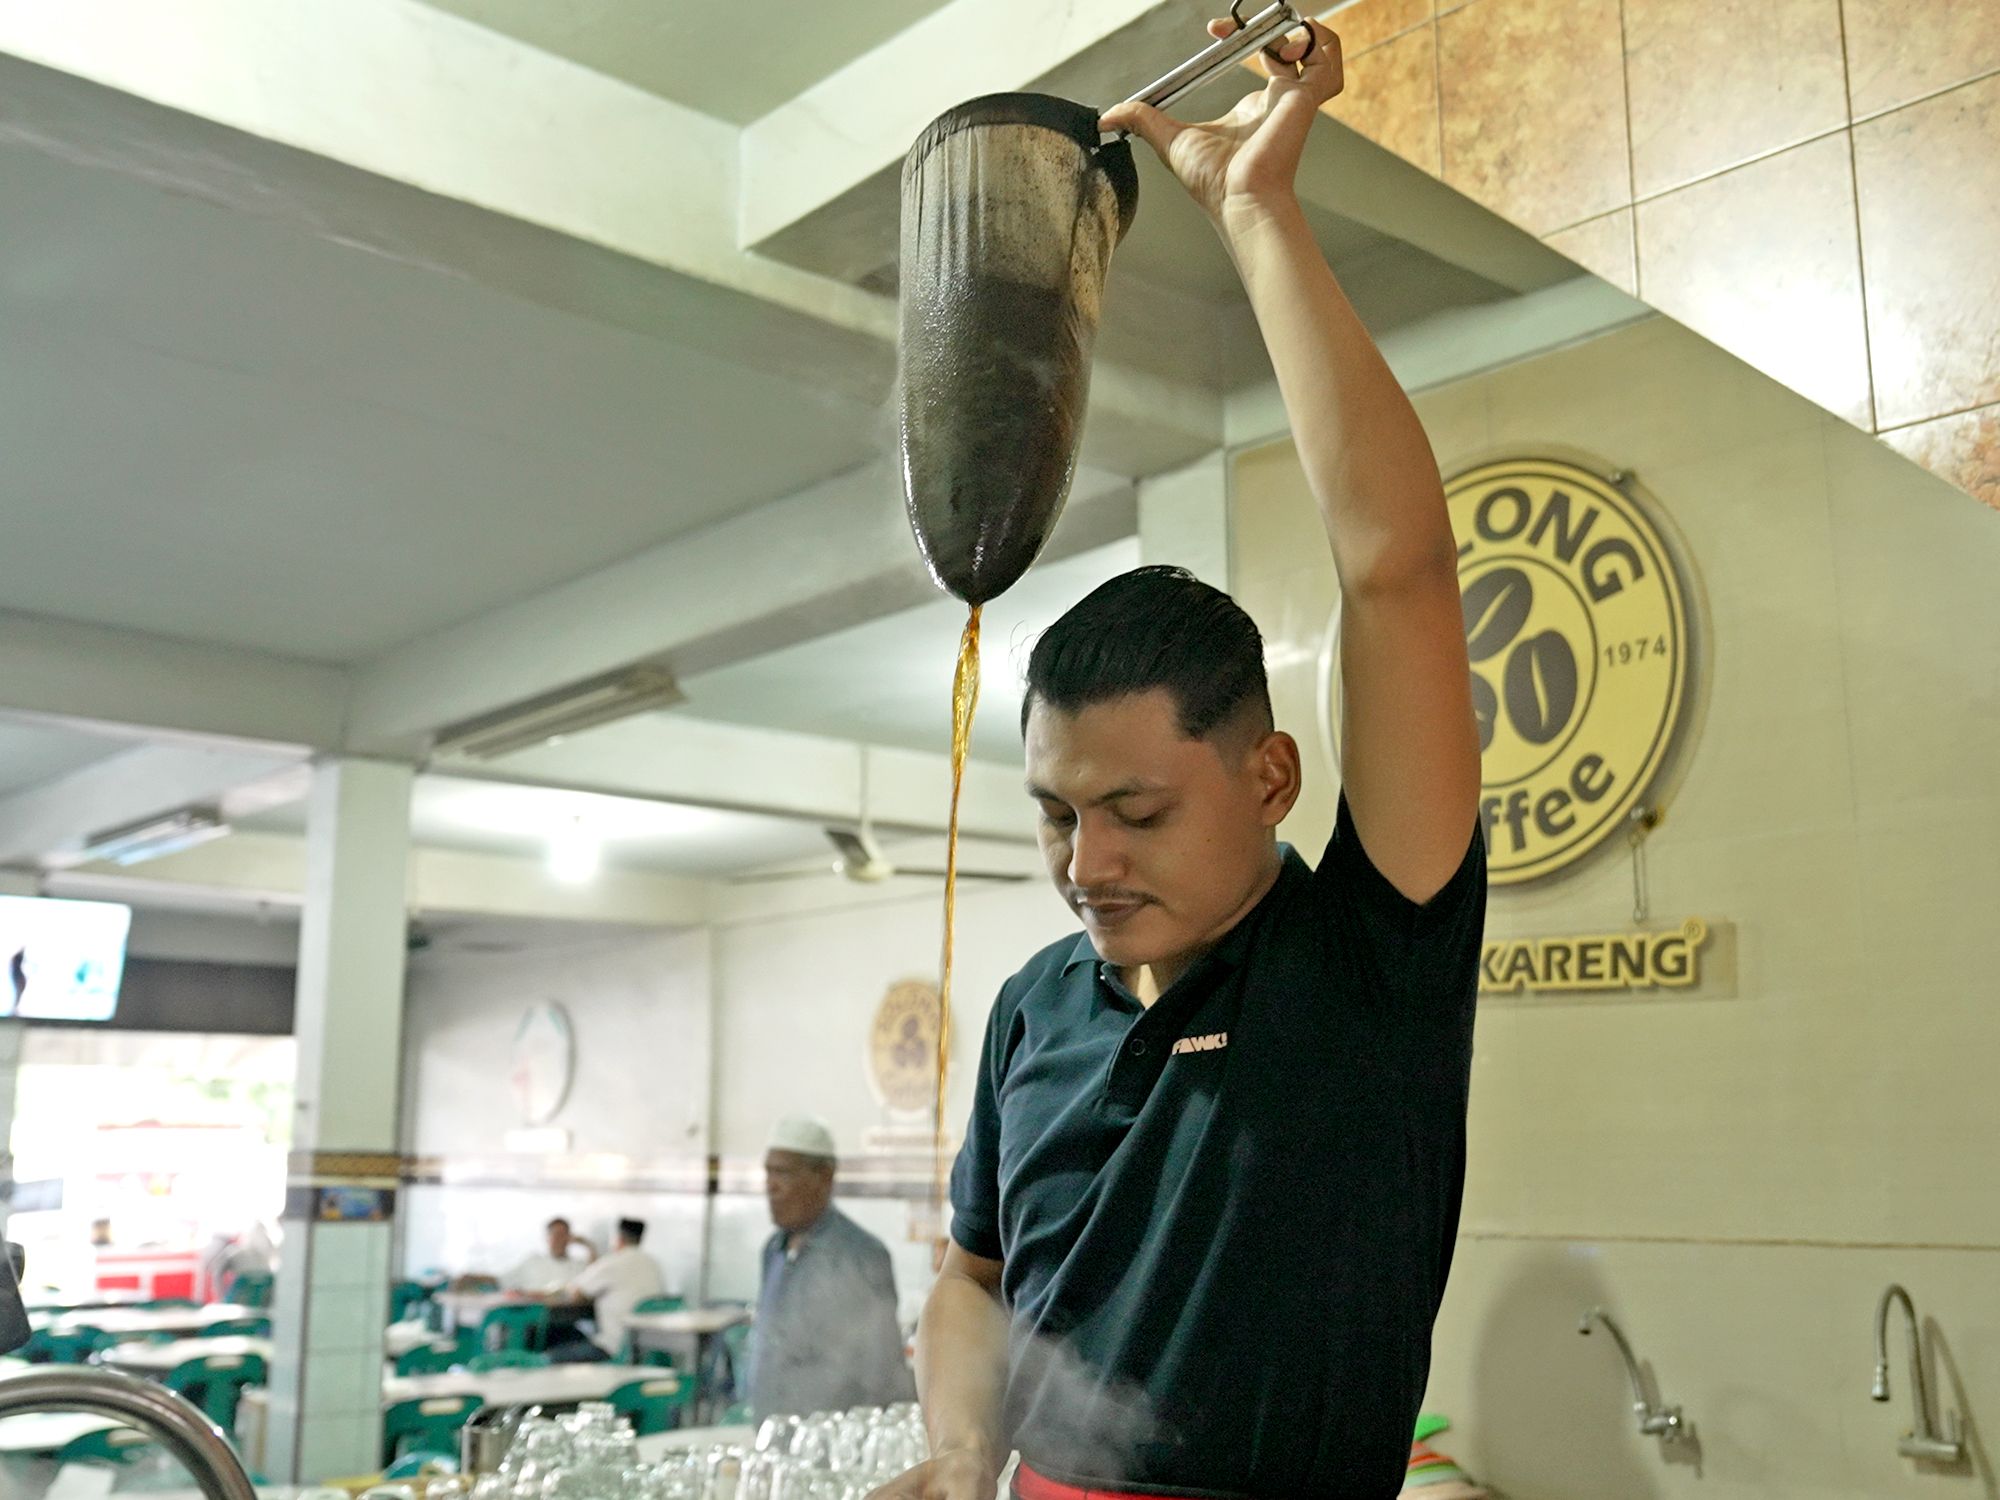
870;16;1484;1500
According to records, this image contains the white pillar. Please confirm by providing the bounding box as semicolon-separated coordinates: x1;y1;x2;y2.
0;869;34;1239
1137;451;1230;589
266;759;413;1484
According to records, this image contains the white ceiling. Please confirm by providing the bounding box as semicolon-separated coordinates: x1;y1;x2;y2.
0;0;1594;936
0;134;879;665
679;538;1143;765
412;0;960;123
0;717;135;798
238;774;838;878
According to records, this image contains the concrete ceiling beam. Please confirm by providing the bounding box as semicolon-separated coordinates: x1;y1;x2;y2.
343;462;1136;756
440;717;1037;847
0;610;347;752
0;743;309;868
45;829;713;928
0;3;1221;471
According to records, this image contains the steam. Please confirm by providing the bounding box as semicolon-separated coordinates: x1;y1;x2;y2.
1002;1326;1164;1486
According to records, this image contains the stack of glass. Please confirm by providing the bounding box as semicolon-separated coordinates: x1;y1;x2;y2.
469;1401;930;1500
469;1402;643;1500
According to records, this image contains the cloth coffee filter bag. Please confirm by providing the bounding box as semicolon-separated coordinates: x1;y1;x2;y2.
899;94;1139;604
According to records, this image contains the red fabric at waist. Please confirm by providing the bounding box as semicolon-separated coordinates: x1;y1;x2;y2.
1012;1461;1189;1500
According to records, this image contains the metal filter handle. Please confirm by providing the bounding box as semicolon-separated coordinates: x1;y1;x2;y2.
1116;0;1312;122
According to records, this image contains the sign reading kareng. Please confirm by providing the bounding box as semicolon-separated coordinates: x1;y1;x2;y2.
1479;918;1722;996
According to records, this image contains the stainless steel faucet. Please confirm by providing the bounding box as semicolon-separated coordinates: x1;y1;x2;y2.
0;1365;258;1500
1872;1283;1965;1464
1579;1307;1687;1446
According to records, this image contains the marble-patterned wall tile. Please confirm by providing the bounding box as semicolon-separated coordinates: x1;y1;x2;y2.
1841;0;2000;120
1853;72;2000;428
1326;0;1433;57
1881;405;2000;513
1636;134;1872;427
1624;0;1848;196
1327;23;1442;173
1544;208;1637;294
1439;0;1632;234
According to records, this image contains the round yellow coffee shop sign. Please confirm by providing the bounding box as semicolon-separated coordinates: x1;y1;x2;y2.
1449;456;1694;884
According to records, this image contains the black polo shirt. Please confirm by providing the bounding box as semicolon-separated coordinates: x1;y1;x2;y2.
950;793;1486;1499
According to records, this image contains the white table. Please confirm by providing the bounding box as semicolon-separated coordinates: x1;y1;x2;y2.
624;1308;750;1373
624;1308;751;1340
382;1361;656;1408
385;1320;443;1359
236;1359;657;1430
625;1308;749;1421
36;1303;260;1340
99;1335;271;1376
19;1291;149;1314
0;1410;131;1455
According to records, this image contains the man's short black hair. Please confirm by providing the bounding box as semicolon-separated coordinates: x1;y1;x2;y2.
1023;566;1272;740
546;1216;570;1231
617;1218;646;1243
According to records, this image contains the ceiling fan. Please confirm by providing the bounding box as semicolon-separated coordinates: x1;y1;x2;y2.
733;751;1032;887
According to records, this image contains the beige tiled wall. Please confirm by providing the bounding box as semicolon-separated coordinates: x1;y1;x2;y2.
1230;315;2000;1497
1315;0;2000;510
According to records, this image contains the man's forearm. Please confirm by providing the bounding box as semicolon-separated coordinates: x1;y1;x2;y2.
914;1268;1010;1472
1221;196;1455;588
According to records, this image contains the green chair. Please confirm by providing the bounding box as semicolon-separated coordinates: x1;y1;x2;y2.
56;1425;158;1466
466;1349;549;1373
382;1394;482;1468
395;1338;465;1376
385;1450;460;1479
202;1317;271;1339
21;1326;116;1364
389;1279;433;1325
634;1295;686;1315
142;1298;199;1311
606;1373;693;1436
63;1325;121;1362
477;1303;548;1354
226;1271;274;1309
163;1351;268;1436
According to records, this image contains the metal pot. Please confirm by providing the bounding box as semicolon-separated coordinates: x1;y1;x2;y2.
460;1402;540;1476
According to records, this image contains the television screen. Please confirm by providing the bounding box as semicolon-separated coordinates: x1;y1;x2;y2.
0;895;131;1022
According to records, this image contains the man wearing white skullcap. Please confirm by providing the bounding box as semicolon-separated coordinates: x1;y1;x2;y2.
750;1114;915;1418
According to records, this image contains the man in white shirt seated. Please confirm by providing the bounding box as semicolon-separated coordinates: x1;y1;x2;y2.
503;1216;596;1294
545;1217;664;1363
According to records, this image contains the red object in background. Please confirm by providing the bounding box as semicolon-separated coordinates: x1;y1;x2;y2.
95;1249;201;1301
1013;1465;1187;1500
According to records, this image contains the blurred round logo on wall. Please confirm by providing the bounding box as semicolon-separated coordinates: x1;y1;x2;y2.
868;979;942;1116
1323;452;1701;886
510;1000;574;1126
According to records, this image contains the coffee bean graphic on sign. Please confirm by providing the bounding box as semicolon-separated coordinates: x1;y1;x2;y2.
1461;566;1532;662
1460;565;1580;750
1503;629;1579;745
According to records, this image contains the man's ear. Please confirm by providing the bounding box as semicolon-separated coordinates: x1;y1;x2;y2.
1253;730;1303;828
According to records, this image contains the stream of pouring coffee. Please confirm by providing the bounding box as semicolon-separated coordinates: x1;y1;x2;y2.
936;605;982;1237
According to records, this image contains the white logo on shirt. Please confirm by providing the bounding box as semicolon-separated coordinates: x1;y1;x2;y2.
1171;1031;1229;1056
